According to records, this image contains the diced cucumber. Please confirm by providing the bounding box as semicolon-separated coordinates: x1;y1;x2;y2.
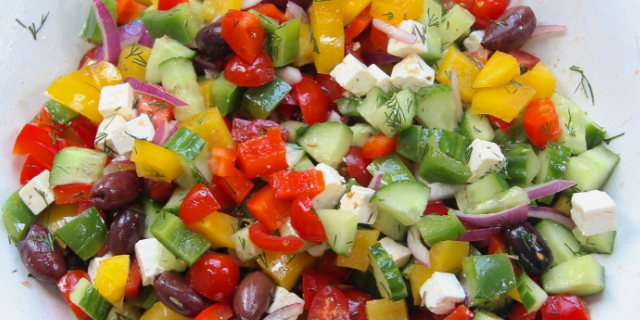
535;142;572;204
466;187;530;215
370;88;417;137
371;181;430;226
584;114;606;149
164;127;208;189
372;209;408;241
56;207;108;260
425;128;471;163
50;147;107;187
285;143;306;169
358;87;390;127
337;98;363;117
551;93;587;155
316;209;358;257
2;190;38;243
459;111;494;142
563;145;620;196
502;144;540;187
517;273;548;313
440;5;475;48
128;286;159;310
150;211;211;266
417;0;443;63
474;295;513;312
472;312;503;320
281;121;307;143
368;243;408;301
79;0;117;44
163;187;190;214
142;196;164;239
242;77;292;119
350;123;378;148
298;121;353;169
535;219;584;267
44;99;79;124
541;255;605;296
416;84;458;132
572;229;616;254
417;210;465;246
211;72;247;116
164;127;207;161
366;152;415;186
159;57;205;121
145;36;196;83
396;125;427;162
401;258;417;279
419;136;471;185
463;254;516;306
492;116;530;146
70;278;112;320
141;3;201;44
292;155;315;171
455;173;509;213
270;18;301;67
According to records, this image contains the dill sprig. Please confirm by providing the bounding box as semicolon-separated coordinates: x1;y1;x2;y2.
125;45;148;67
16;12;50;41
570;65;595;105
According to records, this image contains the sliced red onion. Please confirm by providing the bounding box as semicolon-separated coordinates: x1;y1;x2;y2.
152;120;171;146
450;68;463;122
168;120;179;139
458;227;502;242
372;18;417;45
407;225;430;268
276;66;303;86
532;25;567;37
454;204;529;227
113;153;134;165
327;110;342;122
368;171;384;190
139;30;154;48
92;0;120;65
361;51;402;66
528;206;576;230
125;77;188;107
506;0;520;10
264;303;304;320
119;20;146;47
524;180;576;200
286;1;310;24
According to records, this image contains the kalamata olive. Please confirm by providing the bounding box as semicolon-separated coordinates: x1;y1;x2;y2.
263;0;288;11
154;271;209;317
17;223;66;283
290;0;312;10
196;22;233;61
91;171;141;211
107;205;145;255
481;6;537;52
504;222;553;275
232;271;275;320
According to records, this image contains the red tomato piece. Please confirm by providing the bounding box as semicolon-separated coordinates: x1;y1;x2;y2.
195;302;234;320
224;52;274;87
471;0;509;28
209;175;238;209
302;270;342;310
247;3;287;24
157;0;187;10
490;115;513;133
20;154;52;185
488;232;507;255
179;184;221;225
68;117;98;148
445;0;475;10
246;185;291;232
187;253;240;302
344;146;373;186
523;97;563;149
345;6;373;44
150;181;175;203
540;294;591;320
268;169;325;201
31;108;66;136
13;124;58;165
57;270;91;319
125;257;142;300
342;288;373;320
509;303;537;320
370;26;389;52
117;0;149;24
307;285;350;320
137;94;175;129
315;251;351;282
219;168;255;204
248;222;304;253
221;10;267;64
425;201;449;215
78;47;97;70
53;184;93;204
57;138;84;151
290;195;328;242
508;50;541;73
362;133;398;158
293;78;329;125
237;127;288;178
209;146;237;177
316;74;347;111
231;118;289;143
442;305;474;320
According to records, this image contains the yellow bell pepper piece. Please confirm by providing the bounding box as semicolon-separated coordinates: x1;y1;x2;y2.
507;285;523;302
201;0;241;23
473;51;520;88
257;251;318;290
292;23;314;67
409;265;436;305
310;0;345;74
436;47;481;103
553;195;572;215
137;0;153;5
199;80;214;109
429;240;469;273
365;298;409;320
178;109;235;150
37;203;79;249
131;140;183;182
514;61;556;100
188;211;237;249
470;84;537;122
45;61;122;125
343;0;372;25
118;44;152;82
371;0;423;25
335;229;380;271
141;302;193;320
94;255;130;309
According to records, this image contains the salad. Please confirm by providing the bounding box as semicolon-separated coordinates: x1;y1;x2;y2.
3;0;622;319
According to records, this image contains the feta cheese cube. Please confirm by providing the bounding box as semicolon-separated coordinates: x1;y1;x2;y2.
95;115;127;154
391;54;435;92
377;237;411;268
420;272;466;314
330;54;377;97
307;242;329;257
267;286;305;315
98;83;137;120
19;170;55;215
111;114;156;154
231;227;265;262
135;238;186;286
571;190;617;236
312;163;347;209
387;20;430;58
466;139;506;183
88;253;113;281
463;30;485;53
339;186;378;225
279;217;320;253
368;64;395;93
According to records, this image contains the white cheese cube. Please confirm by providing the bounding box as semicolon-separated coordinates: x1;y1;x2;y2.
420;272;466;314
391;54;435;92
231;227;265;262
466;139;506;183
135;238;186;286
279;217;320;253
95;115;127;154
312;163;347;209
387;20;430;58
368;64;395;93
339;186;378;225
463;30;485;53
571;190;617;236
98;83;137;120
19;170;55;215
377;237;411;268
88;253;113;281
111;114;156;154
330;54;377;97
307;242;329;257
267;286;305;315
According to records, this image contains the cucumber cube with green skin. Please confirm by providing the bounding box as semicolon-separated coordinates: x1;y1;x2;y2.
584;115;606;149
49;147;108;187
164;127;207;161
535;220;585;267
502;144;541;187
336;97;363;117
396;125;427;162
440;5;475;49
366;152;415;187
517;273;548;313
350;123;378;148
425;128;472;163
552;93;587;155
466;187;530;215
368;243;408;301
416;84;458;132
372;209;408;241
419;136;472;185
56;207;108;260
417;0;443;63
297;121;353;169
145;36;196;84
292;156;315;171
141;3;201;44
242;77;292;119
163;188;190;215
370;88;417;138
572;228;616;254
462;254;516;306
541;254;605;297
492;116;531;146
281;121;307;143
211;72;247;116
455;173;509;213
248;10;278;34
2;190;38;243
79;0;117;44
44;99;79;125
535;142;572;204
471;312;503;320
150;211;211;266
270;18;301;67
459;111;495;142
358;86;390;127
315;209;358;258
562;145;620;197
417;210;465;247
371;181;430;226
70;278;112;320
159;58;206;122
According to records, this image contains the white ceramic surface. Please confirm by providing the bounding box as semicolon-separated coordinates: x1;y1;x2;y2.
1;0;639;318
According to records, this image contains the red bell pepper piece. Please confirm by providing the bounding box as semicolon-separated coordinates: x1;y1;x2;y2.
290;195;327;242
442;305;474;320
150;181;175;203
237;127;288;178
344;146;373;186
157;0;187;10
195;302;234;320
31;108;66;136
53;184;93;204
315;251;351;282
490;115;512;133
20;154;52;185
231;118;289;143
509;303;537;320
219;168;255;204
57;138;84;152
79;47;97;70
370;26;389;52
425;201;449;215
345;6;373;44
362;133;398;158
247;3;287;24
268;169;325;201
209;175;239;209
124;257;143;300
221;10;267;64
316;74;347;111
13;124;58;165
248;222;304;253
246;185;290;231
302;270;341;310
117;0;149;24
293;78;329;125
69;116;98;148
209;146;237;177
57;270;91;319
540;295;590;320
180;184;221;225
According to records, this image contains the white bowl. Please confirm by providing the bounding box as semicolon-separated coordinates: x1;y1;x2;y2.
1;0;639;318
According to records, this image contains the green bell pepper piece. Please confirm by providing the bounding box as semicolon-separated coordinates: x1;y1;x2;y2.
396;125;427;162
462;254;516;306
141;3;201;44
150;211;211;266
419;136;472;185
270;18;301;67
366;152;415;187
2;190;38;244
163;127;207;161
79;0;118;44
56;207;108;260
242;77;292;119
211;72;247;116
417;210;465;247
44;99;80;125
336;97;363;117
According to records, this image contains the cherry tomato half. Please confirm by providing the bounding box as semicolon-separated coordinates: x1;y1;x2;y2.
187;253;240;302
471;0;510;28
224;52;275;87
308;285;350;320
